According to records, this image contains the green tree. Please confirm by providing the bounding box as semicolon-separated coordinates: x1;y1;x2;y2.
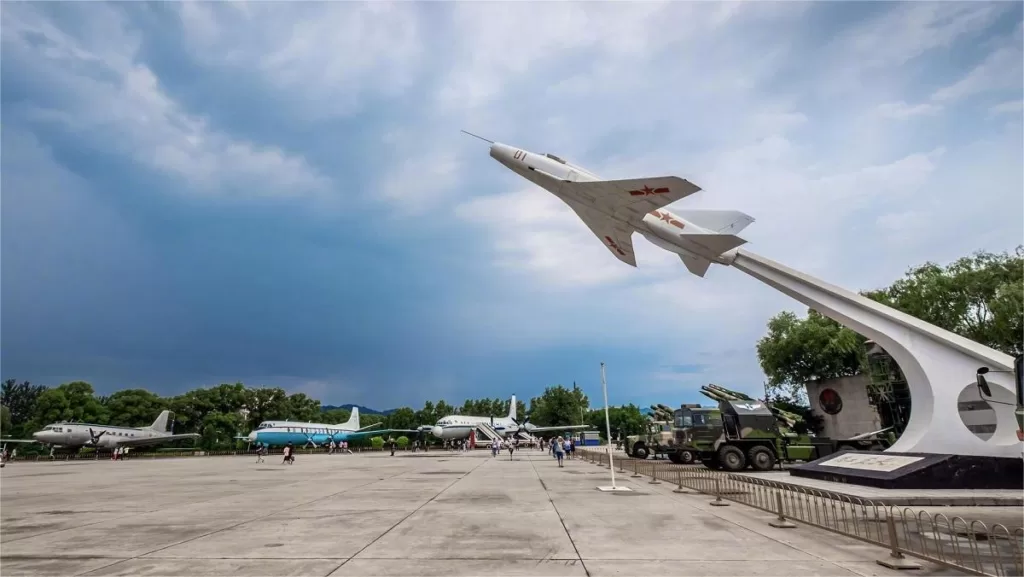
585;404;646;440
396;435;409;448
529;385;590;427
285;393;321;422
756;310;865;402
244;387;291;430
199;411;243;450
385;407;417;431
104;389;166;427
33;382;109;425
1;405;12;437
322;408;352;424
1;380;46;436
863;246;1023;355
370;436;384;450
415;401;436;427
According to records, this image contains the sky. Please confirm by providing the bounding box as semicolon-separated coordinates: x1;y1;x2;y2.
2;1;1022;411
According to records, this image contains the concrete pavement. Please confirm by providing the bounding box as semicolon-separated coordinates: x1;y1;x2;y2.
1;449;951;576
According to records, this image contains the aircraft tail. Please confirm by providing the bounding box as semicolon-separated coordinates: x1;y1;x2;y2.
508;395;517;420
343;407;360;430
679;253;712;278
674;209;754;234
149;410;173;433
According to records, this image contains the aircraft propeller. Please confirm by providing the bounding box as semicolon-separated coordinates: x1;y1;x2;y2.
87;428;107;446
510;415;533;435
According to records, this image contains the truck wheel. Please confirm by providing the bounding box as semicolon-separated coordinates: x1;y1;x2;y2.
747;445;776;471
633;444;649;460
680;450;694;464
717;445;746;472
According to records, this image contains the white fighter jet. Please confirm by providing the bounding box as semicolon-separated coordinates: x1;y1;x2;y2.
466;131;753;276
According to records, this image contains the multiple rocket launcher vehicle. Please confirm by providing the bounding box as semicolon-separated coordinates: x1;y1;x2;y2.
628;385;892;471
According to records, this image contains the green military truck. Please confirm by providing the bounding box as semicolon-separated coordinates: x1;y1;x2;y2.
624;419;673;460
625;404;715;462
670;404;719;464
682;398;890;472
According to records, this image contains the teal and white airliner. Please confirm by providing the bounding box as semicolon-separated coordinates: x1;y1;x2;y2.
243;408;417;448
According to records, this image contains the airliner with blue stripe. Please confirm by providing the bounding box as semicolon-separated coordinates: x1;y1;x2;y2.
242;407;417;447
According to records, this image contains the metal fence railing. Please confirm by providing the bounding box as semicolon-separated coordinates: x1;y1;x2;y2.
579;449;1023;577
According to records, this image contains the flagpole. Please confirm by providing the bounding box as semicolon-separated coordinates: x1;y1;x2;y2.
597;362;630;492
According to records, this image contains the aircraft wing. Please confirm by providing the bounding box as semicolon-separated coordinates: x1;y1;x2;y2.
528;424;591;433
0;438;40;444
115;433;200;448
340;429;392;440
562;197;637;267
563;176;701;225
356;423;382;432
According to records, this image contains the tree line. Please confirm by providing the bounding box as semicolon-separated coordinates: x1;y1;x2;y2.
1;380;651;452
755;246;1023;403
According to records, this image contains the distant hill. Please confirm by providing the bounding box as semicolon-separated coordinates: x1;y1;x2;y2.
321;404;395;416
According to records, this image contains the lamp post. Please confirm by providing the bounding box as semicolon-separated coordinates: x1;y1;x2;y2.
597;362;630;492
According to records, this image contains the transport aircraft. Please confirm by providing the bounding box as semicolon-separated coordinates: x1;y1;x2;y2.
243;408;412;447
0;411;199;450
428;395;589;441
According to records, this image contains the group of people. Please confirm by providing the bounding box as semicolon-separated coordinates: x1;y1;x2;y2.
489;437;519;459
547;436;576;467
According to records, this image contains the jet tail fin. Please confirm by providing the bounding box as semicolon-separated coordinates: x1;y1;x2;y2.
673;210;754;234
149;410;173;433
679;253;712;277
343;407;360;430
508;395;517;420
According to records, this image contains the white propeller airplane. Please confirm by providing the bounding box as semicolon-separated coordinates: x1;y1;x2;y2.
1;410;199;451
427;395;589;441
464;131;753;277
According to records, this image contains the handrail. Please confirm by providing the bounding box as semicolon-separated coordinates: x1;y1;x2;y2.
579;448;1023;577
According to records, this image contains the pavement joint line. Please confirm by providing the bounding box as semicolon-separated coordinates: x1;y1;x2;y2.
327;457;491;577
645;472;861;573
0;469;327;546
529;455;590;577
72;467;420;577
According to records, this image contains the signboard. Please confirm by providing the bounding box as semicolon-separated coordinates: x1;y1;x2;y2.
818;453;924;473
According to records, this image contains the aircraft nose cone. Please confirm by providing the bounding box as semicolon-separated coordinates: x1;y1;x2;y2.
248;431;258;443
32;431;41;439
431;426;443;438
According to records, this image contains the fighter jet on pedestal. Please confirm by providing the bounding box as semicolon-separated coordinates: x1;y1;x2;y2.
465;131;753;276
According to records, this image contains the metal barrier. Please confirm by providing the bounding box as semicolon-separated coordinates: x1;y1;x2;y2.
580;449;1023;577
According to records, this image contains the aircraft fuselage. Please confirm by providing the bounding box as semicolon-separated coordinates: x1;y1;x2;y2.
489;143;737;264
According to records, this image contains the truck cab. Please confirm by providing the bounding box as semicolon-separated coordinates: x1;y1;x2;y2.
672;404;721;463
624;420;672;460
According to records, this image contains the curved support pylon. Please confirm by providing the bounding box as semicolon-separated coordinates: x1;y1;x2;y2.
727;249;1020;459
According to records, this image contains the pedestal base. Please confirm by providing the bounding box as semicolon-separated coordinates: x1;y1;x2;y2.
791;450;1024;490
596;485;633;492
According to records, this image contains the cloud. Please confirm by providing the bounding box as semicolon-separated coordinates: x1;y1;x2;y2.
873;101;944;119
931;40;1024;102
990;100;1024;115
1;2;1021;409
175;2;423;121
1;2;328;199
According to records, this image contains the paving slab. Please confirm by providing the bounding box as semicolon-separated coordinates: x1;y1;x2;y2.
1;450;960;576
